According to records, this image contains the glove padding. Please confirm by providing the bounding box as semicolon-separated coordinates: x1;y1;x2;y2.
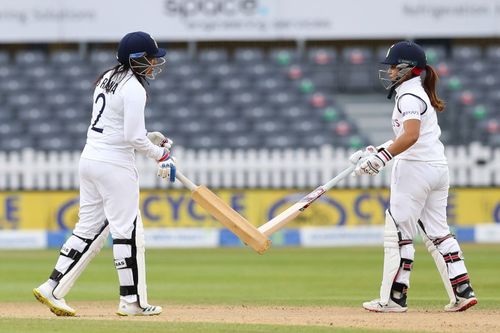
355;146;393;176
349;149;372;166
157;157;176;182
147;131;173;149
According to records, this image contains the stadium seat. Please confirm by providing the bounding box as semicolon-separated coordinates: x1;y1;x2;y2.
307;47;338;66
212;118;250;135
182;77;214;92
218;77;251;92
38;136;75;151
225;133;261;149
18;106;51;122
0;51;10;64
230;91;260;108
262;132;299;148
165;49;190;64
0;43;496;151
15;50;47;65
422;45;447;65
485;45;500;59
451;45;482;62
0;77;30;93
204;106;236;120
198;48;228;63
50;50;83;65
268;48;298;66
188;134;223;149
0;135;34;151
240;105;273;120
6;93;40;109
341;47;373;65
234;47;265;63
0;122;23;137
241;63;276;77
89;49;116;65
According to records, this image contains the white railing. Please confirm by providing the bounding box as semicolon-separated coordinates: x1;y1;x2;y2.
0;142;498;190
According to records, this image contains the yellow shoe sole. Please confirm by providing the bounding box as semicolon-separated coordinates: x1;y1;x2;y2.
33;288;76;317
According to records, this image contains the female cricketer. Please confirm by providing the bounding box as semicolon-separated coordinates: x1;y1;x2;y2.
33;31;175;317
355;41;477;313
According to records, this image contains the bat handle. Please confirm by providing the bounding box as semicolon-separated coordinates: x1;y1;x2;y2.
175;170;198;191
323;165;356;191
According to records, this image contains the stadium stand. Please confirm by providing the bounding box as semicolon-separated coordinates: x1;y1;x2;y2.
0;43;498;152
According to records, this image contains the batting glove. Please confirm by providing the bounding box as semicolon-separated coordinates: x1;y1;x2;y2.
157;156;176;182
355;146;393;176
349;149;374;165
147;131;173;149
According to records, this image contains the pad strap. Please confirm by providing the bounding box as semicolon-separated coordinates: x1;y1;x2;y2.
114;257;137;270
433;234;454;246
398;239;413;246
450;273;470;287
50;269;64;282
120;285;138;296
443;251;462;263
113;239;134;245
392;281;408;293
400;258;413;271
60;248;83;261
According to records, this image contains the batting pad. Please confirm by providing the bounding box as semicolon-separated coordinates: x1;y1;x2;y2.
53;223;110;299
113;213;149;308
379;210;401;305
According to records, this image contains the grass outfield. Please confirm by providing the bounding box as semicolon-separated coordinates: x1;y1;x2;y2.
0;244;499;332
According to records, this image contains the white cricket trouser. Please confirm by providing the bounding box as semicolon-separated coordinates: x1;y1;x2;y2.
75;158;140;239
389;159;467;287
51;157;147;301
390;159;450;239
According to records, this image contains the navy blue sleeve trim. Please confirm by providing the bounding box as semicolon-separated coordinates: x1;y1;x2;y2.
397;93;428;115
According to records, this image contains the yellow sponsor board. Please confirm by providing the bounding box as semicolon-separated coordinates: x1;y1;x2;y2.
0;188;499;230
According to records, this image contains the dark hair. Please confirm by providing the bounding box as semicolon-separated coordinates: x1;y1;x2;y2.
423;65;445;112
94;63;146;94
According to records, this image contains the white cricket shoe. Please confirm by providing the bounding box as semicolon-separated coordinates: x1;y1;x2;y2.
116;301;162;316
444;286;477;312
33;283;76;317
362;298;408;313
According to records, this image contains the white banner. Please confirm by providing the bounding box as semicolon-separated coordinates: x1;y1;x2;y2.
0;0;500;42
475;224;500;243
300;226;384;247
144;228;219;248
0;230;46;249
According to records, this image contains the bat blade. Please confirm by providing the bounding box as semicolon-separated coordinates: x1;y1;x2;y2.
258;186;326;236
192;185;271;253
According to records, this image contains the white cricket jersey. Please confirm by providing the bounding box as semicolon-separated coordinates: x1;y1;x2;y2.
81;69;164;166
392;76;447;163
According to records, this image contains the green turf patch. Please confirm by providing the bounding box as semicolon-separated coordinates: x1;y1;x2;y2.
0;245;499;309
0;318;429;333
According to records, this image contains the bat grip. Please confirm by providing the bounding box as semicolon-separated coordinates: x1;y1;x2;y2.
323;165;356;191
175;170;197;191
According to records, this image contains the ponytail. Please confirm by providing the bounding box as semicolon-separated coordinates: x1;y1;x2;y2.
423;65;445;112
94;63;147;94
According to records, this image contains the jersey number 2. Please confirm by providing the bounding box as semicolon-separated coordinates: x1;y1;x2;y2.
91;93;106;133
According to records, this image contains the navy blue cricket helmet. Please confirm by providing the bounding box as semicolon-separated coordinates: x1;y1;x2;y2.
117;31;166;65
379;41;427;91
117;31;166;80
381;41;427;69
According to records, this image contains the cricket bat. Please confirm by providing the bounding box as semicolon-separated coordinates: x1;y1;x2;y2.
176;170;271;254
258;165;356;236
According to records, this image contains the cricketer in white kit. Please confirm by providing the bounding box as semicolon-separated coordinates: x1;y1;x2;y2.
352;41;477;313
33;31;176;317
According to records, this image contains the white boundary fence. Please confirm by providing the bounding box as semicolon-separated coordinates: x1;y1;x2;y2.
0;142;499;190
